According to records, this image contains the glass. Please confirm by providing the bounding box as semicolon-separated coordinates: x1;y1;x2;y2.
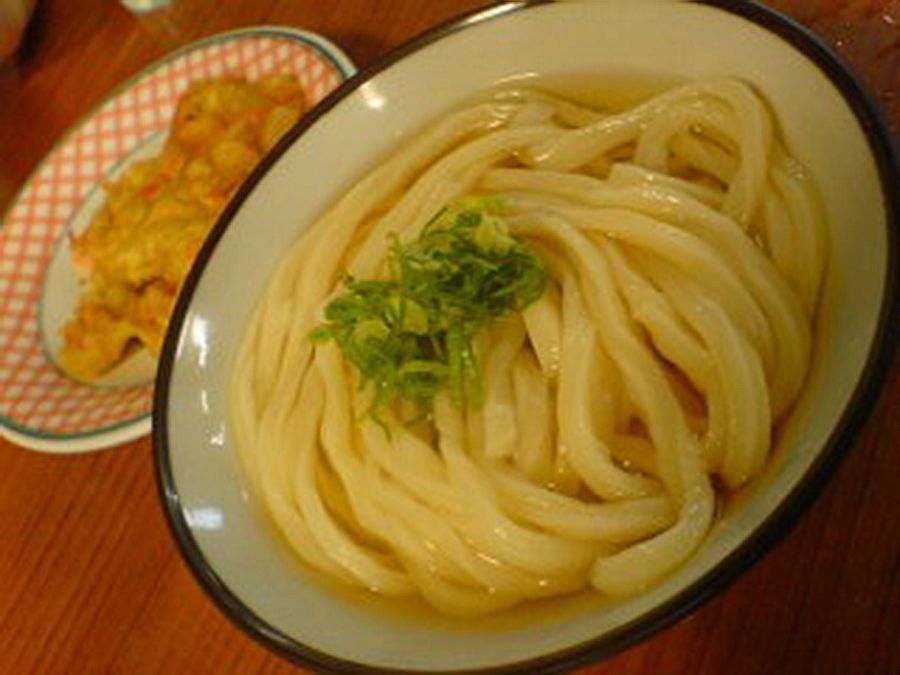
0;0;36;61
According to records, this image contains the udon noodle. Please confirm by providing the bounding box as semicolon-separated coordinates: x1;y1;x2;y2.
229;77;826;616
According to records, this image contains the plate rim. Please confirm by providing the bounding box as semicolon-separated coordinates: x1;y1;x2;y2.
0;24;357;453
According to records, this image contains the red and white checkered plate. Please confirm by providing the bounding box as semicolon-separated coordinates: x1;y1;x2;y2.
0;27;355;453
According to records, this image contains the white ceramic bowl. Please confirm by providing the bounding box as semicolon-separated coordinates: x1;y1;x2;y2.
154;1;899;672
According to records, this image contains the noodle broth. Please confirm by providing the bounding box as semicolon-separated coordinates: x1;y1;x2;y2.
230;70;825;623
502;70;686;113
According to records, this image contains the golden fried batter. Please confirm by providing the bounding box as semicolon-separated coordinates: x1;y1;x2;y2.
60;74;307;381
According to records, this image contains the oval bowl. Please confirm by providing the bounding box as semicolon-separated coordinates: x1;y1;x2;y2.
154;1;898;672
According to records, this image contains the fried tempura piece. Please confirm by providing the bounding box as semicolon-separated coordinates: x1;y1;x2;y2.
59;74;307;381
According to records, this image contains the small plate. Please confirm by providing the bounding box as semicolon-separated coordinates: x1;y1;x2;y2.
0;26;355;453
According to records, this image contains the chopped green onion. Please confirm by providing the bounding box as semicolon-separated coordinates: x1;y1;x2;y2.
311;196;547;419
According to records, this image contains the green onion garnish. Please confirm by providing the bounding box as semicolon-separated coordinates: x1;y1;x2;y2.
311;197;548;420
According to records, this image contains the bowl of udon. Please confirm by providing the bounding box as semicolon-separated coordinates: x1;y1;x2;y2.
153;1;898;672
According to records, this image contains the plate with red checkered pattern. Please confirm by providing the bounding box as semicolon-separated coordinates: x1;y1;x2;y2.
0;26;356;453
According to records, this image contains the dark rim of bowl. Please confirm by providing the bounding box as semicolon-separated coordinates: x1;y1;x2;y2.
152;1;900;673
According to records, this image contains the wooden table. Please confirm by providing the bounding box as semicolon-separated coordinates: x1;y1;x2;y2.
1;1;897;673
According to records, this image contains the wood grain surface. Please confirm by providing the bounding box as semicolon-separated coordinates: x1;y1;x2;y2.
1;1;897;673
